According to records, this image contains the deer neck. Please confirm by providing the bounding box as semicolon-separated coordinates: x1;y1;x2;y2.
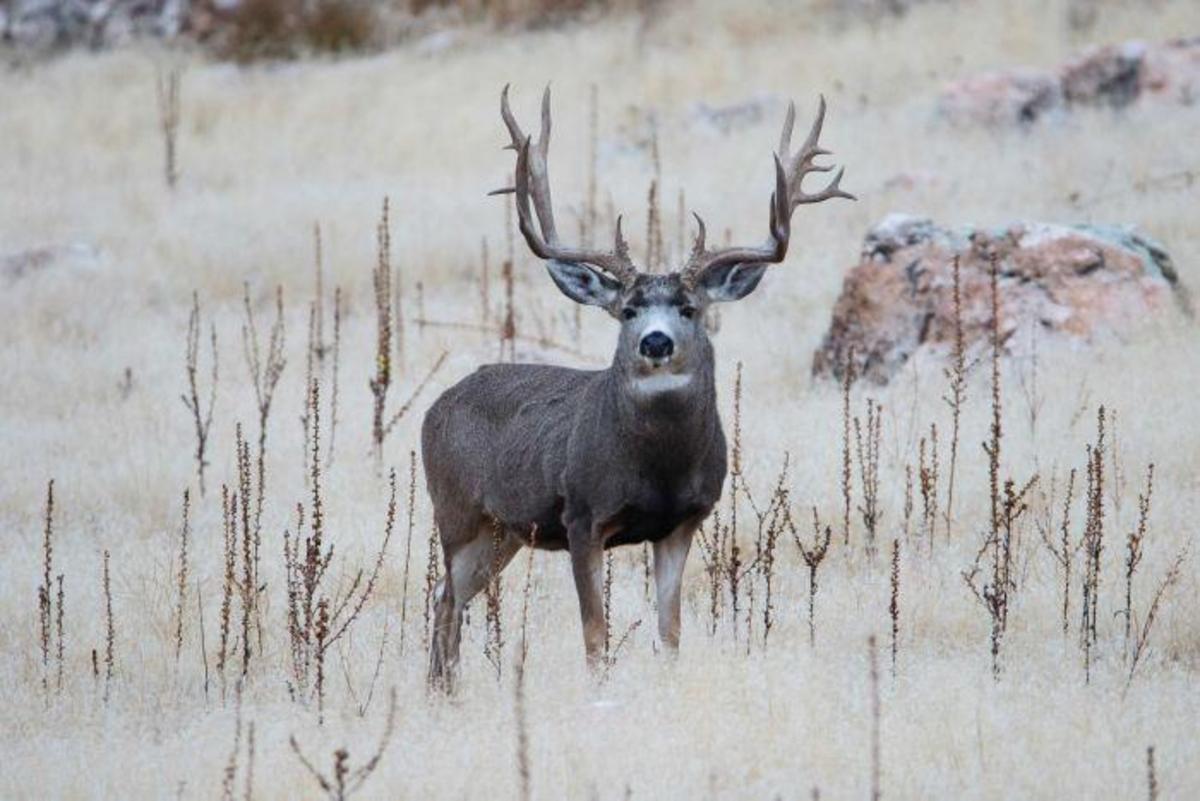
607;343;719;460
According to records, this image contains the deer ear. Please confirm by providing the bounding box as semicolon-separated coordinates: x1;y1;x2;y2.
700;262;768;303
546;261;623;309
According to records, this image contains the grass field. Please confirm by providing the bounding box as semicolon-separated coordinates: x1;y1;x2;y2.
2;1;1199;798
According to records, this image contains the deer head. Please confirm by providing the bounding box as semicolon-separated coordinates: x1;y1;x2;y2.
491;86;853;392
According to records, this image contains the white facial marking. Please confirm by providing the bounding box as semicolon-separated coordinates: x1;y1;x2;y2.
632;372;692;395
638;307;677;344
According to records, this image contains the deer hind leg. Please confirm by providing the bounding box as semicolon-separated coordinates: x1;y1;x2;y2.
654;518;699;652
429;518;522;688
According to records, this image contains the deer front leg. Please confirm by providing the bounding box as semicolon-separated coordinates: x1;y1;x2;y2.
568;525;606;669
654;518;698;651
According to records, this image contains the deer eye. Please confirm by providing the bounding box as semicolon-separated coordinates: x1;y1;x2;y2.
621;307;637;321
680;305;698;320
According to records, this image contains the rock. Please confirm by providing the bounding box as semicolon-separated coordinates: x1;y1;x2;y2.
2;243;101;284
937;37;1200;125
2;0;190;50
690;94;779;136
1140;36;1200;104
1060;40;1146;108
811;214;1187;385
937;68;1062;126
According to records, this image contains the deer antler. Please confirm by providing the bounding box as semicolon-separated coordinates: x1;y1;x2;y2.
679;96;854;288
490;85;639;286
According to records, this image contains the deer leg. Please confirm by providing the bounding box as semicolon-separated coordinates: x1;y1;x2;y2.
429;568;458;689
430;521;521;688
567;524;606;669
654;518;698;651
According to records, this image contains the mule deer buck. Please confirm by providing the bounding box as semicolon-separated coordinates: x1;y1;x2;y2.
423;86;852;685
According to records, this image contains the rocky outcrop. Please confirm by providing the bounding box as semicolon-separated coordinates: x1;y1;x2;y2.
812;214;1188;384
1;0;191;50
938;37;1200;125
2;243;101;284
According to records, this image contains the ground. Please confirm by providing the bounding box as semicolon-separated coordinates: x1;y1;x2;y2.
1;0;1199;798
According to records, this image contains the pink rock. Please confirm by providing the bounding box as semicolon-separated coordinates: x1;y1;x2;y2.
1140;36;1200;104
936;68;1062;125
937;37;1200;125
812;215;1187;384
1060;40;1147;107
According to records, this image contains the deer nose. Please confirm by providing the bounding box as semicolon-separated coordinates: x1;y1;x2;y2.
639;331;674;360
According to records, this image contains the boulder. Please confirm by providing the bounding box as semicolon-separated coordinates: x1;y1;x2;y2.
811;214;1188;385
936;68;1062;126
2;243;101;284
937;37;1200;125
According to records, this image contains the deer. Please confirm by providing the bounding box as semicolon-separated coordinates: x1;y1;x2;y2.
422;86;852;686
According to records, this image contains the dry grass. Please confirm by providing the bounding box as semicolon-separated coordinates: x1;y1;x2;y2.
2;0;1200;797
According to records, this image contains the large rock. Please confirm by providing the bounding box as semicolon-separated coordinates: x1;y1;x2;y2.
2;243;101;284
936;68;1062;126
1;0;189;50
938;37;1200;125
812;214;1188;385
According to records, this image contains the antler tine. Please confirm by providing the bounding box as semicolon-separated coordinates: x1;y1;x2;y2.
690;212;707;259
680;96;854;288
491;85;638;285
786;95;855;206
778;100;796;162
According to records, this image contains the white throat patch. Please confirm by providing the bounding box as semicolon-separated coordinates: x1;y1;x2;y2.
631;371;692;396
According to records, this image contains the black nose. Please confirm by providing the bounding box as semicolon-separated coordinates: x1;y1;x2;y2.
639;331;674;360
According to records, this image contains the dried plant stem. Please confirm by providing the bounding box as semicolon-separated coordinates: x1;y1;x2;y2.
918;424;939;551
759;473;787;647
942;255;966;541
515;660;532;801
1081;407;1107;681
302;302;318;469
244;721;256;801
381;351;449;439
791;507;831;647
903;465;913;540
156;65;181;189
54;573;64;694
397;451;417;656
235;426;257;677
1146;746;1158;801
325;287;343;470
519;526;537;671
370;198;394;467
289;689;397;800
1127;549;1186;686
480;236;491;325
854;399;883;553
182;292;218;496
221;685;243;801
241;282;287;552
963;258;1035;678
868;634;882;801
842;348;855;546
286;385;396;709
889;538;900;676
484;519;506;679
102;549;114;702
500;198;517;361
218;484;236;698
38;479;54;693
602;549;614;662
1039;468;1078;635
312;223;326;360
424;522;441;651
173;488;191;663
1124;463;1154;658
197;578;210;701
